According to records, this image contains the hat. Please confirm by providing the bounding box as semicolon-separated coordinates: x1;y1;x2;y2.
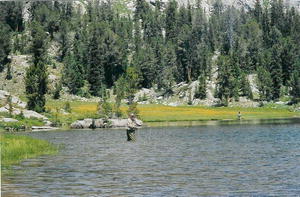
130;113;135;117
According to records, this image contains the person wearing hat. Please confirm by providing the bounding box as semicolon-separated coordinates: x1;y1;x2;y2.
127;113;139;141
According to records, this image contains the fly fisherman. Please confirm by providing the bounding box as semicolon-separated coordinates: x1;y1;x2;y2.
127;113;141;141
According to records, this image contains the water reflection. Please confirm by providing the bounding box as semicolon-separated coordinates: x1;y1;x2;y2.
2;122;300;196
146;117;300;127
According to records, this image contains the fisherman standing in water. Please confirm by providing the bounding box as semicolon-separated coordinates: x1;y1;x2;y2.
237;111;242;120
127;113;141;141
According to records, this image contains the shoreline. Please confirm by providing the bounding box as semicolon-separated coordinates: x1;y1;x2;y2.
14;116;300;132
144;117;300;127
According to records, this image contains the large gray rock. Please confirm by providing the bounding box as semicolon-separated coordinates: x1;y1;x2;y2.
0;105;49;120
23;110;48;120
0;90;27;108
0;118;18;122
0;90;10;99
70;118;143;129
109;119;128;127
0;106;9;113
0;105;21;115
70;119;94;129
248;74;259;97
134;88;157;103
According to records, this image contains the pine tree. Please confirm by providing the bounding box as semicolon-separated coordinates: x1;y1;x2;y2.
25;22;49;112
176;27;191;82
165;0;178;43
240;73;253;99
0;23;11;72
5;64;12;80
63;52;84;95
215;55;234;106
280;37;297;86
87;23;106;96
257;66;272;101
102;29;126;88
52;81;62;100
270;45;283;100
290;58;300;103
133;21;143;53
270;0;285;33
157;43;177;91
253;0;263;23
120;67;141;104
133;46;156;88
0;1;24;32
134;0;150;22
59;20;71;61
195;74;207;99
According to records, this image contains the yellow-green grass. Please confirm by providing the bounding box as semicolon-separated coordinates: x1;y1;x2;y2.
46;100;300;124
46;100;99;126
136;104;299;122
1;134;58;168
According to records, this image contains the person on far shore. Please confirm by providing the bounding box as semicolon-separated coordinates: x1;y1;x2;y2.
237;111;242;120
127;113;140;141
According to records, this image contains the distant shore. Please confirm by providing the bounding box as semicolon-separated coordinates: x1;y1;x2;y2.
45;101;300;127
1;102;299;132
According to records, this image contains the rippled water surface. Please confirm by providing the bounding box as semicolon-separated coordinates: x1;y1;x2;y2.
3;123;300;196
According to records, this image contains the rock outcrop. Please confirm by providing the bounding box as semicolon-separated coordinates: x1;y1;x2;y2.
70;118;143;129
0;90;51;128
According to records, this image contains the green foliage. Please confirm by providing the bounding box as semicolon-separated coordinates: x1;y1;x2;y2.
78;80;91;98
2;0;299;105
165;0;178;43
52;82;62;100
0;121;25;131
25;22;49;113
257;66;273;101
98;98;113;119
5;64;12;80
1;134;58;168
87;23;106;96
240;73;253;99
215;55;235;106
63;52;84;95
115;66;141;104
64;102;71;113
195;74;207;100
0;1;24;32
290;62;300;103
127;102;139;118
133;46;157;88
0;23;11;72
157;43;177;91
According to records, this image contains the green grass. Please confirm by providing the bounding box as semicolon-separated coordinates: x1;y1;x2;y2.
137;104;300;122
45;99;300;125
0;112;45;131
1;134;58;168
46;100;100;127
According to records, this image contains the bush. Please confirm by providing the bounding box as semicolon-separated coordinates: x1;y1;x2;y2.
98;99;112;118
64;102;71;113
127;102;139;118
53;82;62;99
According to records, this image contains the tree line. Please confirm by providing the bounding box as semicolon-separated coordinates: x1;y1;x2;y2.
0;0;299;112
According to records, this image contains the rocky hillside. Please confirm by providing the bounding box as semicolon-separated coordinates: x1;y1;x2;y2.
21;0;300;21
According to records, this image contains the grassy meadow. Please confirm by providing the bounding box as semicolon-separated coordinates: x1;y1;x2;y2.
1;134;58;168
46;100;300;124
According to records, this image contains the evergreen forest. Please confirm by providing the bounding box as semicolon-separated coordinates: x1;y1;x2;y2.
1;0;300;112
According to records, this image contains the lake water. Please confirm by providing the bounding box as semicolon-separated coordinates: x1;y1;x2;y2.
2;122;300;196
